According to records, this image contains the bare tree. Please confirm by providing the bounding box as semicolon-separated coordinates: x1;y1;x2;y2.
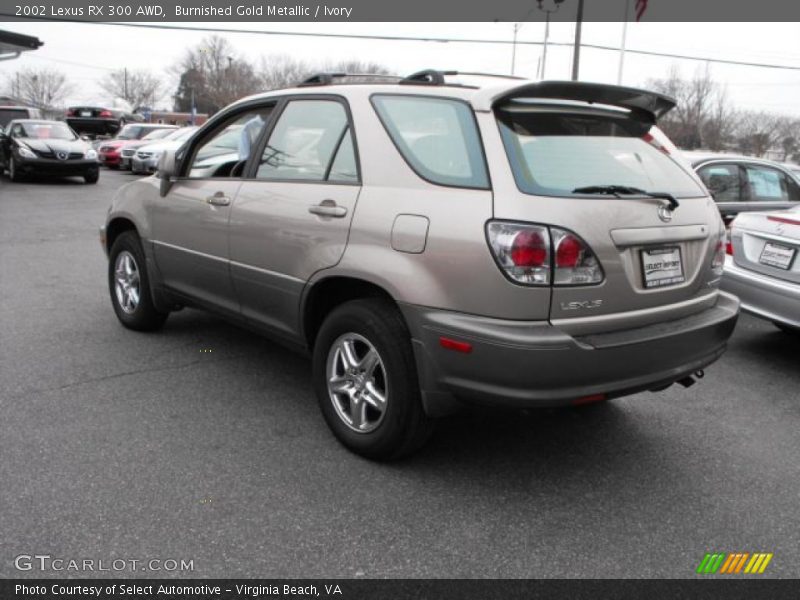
171;35;261;113
648;64;720;150
701;84;737;152
257;55;393;90
734;111;784;157
99;69;163;110
257;55;310;90
5;67;73;109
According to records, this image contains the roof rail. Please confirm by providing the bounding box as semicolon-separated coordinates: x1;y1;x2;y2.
400;69;454;85
399;69;530;86
298;72;403;87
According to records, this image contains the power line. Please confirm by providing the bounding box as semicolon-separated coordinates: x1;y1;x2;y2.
3;15;800;72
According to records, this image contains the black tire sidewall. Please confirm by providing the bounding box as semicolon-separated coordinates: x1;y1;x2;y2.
312;300;425;459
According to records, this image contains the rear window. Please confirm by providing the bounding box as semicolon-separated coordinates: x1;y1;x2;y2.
372;95;489;189
496;105;705;199
0;108;28;128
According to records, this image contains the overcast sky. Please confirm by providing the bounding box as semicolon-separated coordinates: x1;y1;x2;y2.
1;19;799;116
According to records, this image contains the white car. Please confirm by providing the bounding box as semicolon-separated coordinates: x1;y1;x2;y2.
723;206;800;333
131;127;198;174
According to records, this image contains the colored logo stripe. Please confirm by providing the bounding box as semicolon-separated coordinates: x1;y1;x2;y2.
697;552;773;574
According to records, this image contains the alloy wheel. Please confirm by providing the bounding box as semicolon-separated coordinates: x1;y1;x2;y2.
326;333;388;433
114;250;141;314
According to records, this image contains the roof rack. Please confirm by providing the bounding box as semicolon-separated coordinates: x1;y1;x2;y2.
298;72;403;86
400;70;528;85
297;70;530;88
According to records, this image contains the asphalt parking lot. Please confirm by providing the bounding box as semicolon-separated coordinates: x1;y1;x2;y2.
1;168;799;579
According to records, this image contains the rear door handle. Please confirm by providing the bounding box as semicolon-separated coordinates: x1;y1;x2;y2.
308;199;347;218
206;191;231;207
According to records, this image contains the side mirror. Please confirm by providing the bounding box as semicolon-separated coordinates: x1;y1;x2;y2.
158;148;178;196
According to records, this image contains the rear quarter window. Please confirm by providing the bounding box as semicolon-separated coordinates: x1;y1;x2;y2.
371;95;489;189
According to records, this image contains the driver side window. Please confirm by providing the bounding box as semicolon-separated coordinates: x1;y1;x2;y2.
186;106;273;179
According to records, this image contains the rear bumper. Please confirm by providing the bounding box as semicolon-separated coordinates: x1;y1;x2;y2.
401;291;739;413
722;256;800;328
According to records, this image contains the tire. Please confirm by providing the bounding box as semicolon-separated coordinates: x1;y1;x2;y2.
312;298;433;460
8;155;23;182
84;170;99;184
108;231;168;331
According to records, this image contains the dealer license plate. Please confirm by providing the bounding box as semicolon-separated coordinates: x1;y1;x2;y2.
759;242;796;270
641;247;685;289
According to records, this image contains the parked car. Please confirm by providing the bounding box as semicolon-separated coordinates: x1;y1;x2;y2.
0;119;99;183
781;162;800;180
127;126;198;173
98;124;178;168
65;105;143;138
723;206;799;333
100;71;739;459
0;105;43;129
686;152;800;224
117;126;182;170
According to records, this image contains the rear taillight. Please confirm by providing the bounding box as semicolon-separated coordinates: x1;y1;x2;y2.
487;222;551;285
66;109;75;117
552;228;604;285
99;110;112;118
487;222;603;286
711;225;727;275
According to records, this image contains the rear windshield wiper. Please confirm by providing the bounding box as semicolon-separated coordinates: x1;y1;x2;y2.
572;185;680;211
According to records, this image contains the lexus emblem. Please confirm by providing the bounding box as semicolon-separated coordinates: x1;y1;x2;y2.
657;204;673;223
56;151;68;161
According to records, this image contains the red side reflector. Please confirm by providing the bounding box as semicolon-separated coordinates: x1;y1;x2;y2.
725;241;733;255
439;337;473;354
572;393;607;406
768;216;800;226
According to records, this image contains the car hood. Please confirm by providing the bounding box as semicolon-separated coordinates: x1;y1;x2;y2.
19;137;88;154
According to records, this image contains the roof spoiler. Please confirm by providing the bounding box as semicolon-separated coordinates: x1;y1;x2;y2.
481;81;676;121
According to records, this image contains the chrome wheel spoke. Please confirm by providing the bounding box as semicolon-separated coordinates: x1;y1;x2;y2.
329;375;352;394
340;339;359;370
349;397;368;430
358;348;380;376
362;381;386;412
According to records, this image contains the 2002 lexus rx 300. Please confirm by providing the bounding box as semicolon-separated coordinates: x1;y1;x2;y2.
101;70;739;459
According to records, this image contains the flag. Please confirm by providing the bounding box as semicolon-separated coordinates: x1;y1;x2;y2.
635;0;648;21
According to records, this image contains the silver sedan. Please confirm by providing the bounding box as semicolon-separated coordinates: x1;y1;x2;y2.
723;206;800;333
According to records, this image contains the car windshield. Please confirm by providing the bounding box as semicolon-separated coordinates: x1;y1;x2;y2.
141;128;176;141
496;104;706;199
117;125;149;140
19;122;77;141
167;127;197;142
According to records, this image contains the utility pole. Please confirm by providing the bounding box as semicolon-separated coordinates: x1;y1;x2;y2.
571;0;585;81
124;67;129;103
511;23;521;75
617;0;631;84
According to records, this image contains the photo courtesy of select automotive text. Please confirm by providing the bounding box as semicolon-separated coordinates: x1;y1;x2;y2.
1;0;800;597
